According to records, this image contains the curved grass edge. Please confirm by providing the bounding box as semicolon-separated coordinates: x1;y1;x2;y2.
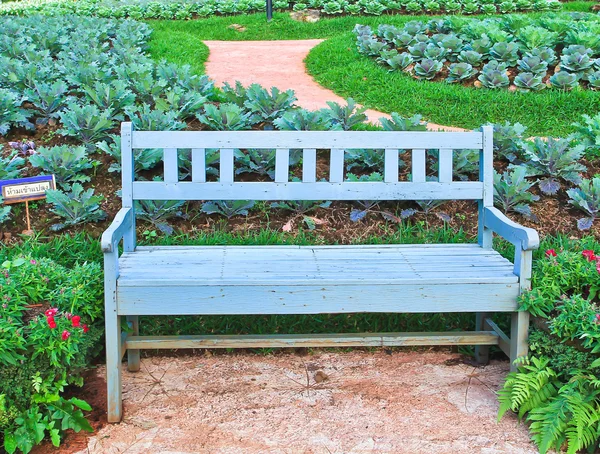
305;32;600;136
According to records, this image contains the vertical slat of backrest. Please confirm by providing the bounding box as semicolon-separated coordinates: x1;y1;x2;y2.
220;148;234;183
330;149;344;183
275;149;290;183
411;149;426;182
438;149;453;183
191;148;206;183
478;126;494;248
302;148;317;183
163;148;178;183
121;122;134;207
120;122;135;252
384;149;399;183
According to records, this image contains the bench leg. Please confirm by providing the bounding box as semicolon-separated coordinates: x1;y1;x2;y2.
474;312;490;365
126;315;140;372
105;293;123;423
510;311;529;372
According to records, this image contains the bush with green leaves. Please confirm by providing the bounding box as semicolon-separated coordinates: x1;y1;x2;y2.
45;184;106;231
355;13;600;92
500;241;600;454
0;196;10;224
196;103;254;131
29;145;97;190
0;151;25;180
58;102;115;146
567;177;600;231
0;89;31;135
243;84;296;126
0;255;103;454
200;200;255;219
319;98;367;131
135;199;187;235
493;166;539;221
571;113;600;159
521;137;586;195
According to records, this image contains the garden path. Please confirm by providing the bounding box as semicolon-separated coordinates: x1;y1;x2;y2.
204;40;466;131
77;351;536;453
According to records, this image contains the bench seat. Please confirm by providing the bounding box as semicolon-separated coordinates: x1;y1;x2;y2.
116;244;520;316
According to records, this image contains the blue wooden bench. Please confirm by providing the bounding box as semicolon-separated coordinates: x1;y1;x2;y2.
101;122;539;422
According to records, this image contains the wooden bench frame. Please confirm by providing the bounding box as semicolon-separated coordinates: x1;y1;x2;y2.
102;123;539;422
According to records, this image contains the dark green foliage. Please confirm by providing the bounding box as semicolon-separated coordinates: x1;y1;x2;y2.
46;184;106;231
28;145;97;190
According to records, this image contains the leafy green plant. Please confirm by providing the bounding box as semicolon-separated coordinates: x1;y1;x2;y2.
517;56;548;75
196;103;254;131
0;89;31;135
46;184;106;231
493;166;539;220
549;71;578;90
243;84;296;125
478;67;510;89
29;145;97;190
58;102;115;146
274;109;333;131
522;138;586;195
567;177;600;231
0;152;25;180
514;72;545;92
414;58;444;80
0;196;10;224
489;121;527;163
200;200;255;219
24;81;68;126
379;112;427;131
571;113;600;159
135;200;187;235
81;80;136;119
446;62;477;83
96;135;162;175
319;98;367;131
125;103;186;131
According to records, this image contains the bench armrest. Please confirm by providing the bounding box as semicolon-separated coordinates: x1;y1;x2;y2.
101;207;133;253
483;207;539;251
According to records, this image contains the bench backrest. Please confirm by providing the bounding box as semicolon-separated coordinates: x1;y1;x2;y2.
120;123;493;210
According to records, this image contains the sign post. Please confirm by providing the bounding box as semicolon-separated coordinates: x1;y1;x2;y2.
0;175;56;235
266;0;273;21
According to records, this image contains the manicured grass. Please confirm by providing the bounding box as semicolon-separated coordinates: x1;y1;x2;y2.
147;6;600;136
305;33;600;136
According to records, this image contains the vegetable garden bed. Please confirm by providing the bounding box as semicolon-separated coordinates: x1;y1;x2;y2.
1;7;600;454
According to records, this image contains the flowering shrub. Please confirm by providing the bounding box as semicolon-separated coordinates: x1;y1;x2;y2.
500;240;600;454
0;256;103;454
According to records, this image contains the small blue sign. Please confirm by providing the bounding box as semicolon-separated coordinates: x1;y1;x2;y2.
0;175;56;204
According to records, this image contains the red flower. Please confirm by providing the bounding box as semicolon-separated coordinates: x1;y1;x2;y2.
583;250;597;261
44;308;58;317
71;315;81;328
61;330;71;341
596;261;600;275
65;312;72;320
545;249;557;257
47;317;57;329
82;324;89;334
30;259;37;265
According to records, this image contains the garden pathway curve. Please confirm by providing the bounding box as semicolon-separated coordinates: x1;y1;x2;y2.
204;40;466;131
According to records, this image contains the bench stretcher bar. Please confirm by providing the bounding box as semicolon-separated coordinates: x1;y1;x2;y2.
124;331;500;350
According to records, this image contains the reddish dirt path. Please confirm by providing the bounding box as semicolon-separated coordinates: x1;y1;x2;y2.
204;40;466;131
76;351;536;454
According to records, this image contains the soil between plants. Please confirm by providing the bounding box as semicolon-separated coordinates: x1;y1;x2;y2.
72;350;537;454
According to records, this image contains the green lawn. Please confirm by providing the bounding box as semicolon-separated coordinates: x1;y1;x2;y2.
147;4;600;136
